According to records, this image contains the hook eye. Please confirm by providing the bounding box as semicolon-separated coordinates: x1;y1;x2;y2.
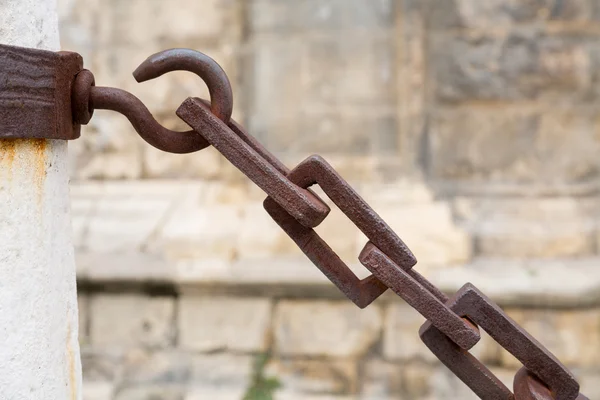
133;48;233;124
75;48;235;154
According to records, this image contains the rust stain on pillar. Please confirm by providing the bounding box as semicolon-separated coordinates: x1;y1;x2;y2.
31;139;48;206
0;140;17;174
66;319;77;400
0;139;48;206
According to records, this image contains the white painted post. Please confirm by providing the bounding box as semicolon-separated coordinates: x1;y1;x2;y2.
0;0;82;399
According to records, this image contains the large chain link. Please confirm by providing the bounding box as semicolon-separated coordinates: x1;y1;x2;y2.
73;49;588;400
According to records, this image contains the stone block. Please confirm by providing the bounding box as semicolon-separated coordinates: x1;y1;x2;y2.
312;200;364;261
430;257;600;309
500;308;600;368
81;347;124;382
274;301;382;357
236;203;299;259
113;384;186;400
429;109;600;184
297;113;397;156
185;387;247;400
82;381;114;400
81;184;182;253
265;358;357;395
178;296;272;352
249;0;394;32
81;0;238;48
431;31;591;102
156;196;242;260
361;359;404;398
78;294;89;345
76;252;175;284
189;354;253;391
383;303;437;363
468;197;597;258
577;369;600;398
247;33;395;155
476;222;595;258
427;367;480;400
71;142;142;181
203;182;251;205
304;35;395;106
278;394;356;400
143;144;223;180
121;350;191;385
372;202;472;266
89;294;175;348
400;362;440;399
428;0;600;29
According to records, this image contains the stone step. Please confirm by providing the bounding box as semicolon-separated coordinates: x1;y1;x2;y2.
455;196;599;258
76;251;600;308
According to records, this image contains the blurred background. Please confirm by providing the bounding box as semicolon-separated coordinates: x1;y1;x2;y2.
58;0;600;399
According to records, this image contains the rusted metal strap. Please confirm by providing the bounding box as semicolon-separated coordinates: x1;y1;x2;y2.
0;43;83;140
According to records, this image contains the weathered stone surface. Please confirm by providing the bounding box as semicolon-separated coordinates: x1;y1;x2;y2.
476;221;595;258
81;348;124;382
311;202;361;261
361;359;404;398
113;384;186;400
373;202;472;266
265;358;357;395
304;35;395;106
426;367;480;400
396;0;427;175
121;350;191;384
278;394;356;400
577;369;600;398
143;146;224;180
89;295;175;348
469;330;501;365
178;296;272;352
82;381;114;400
466;197;597;257
76;252;175;283
296;113;397;156
73;181;192;253
429;0;600;29
189;354;253;391
431;31;591;102
83;195;174;253
383;303;437;362
185;387;247;400
500;308;600;368
236;203;298;259
246;30;395;156
155;191;241;260
430;109;600;184
274;301;382;357
79;295;89;345
431;257;600;308
249;0;394;32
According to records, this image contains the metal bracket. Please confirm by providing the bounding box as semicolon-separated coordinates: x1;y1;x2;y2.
0;43;83;140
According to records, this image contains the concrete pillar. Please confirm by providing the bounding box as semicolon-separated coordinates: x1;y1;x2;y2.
0;0;82;399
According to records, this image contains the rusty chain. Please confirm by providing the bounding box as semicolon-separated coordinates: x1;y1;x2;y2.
65;48;588;400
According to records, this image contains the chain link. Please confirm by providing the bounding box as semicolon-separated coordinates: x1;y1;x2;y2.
73;48;587;400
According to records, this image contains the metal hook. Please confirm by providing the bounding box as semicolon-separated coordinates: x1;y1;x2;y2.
73;48;233;154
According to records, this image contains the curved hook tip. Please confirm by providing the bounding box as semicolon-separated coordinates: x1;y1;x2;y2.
132;54;157;83
130;48;234;123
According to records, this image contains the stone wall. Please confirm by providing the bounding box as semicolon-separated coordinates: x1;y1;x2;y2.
58;0;600;399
